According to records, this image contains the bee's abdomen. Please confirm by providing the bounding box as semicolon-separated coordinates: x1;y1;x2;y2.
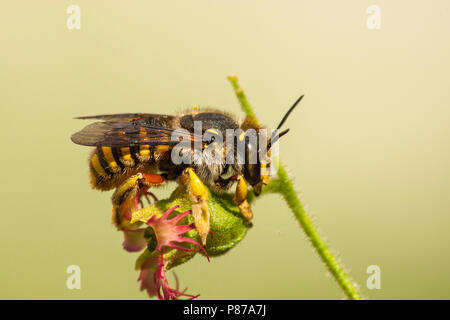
88;145;170;190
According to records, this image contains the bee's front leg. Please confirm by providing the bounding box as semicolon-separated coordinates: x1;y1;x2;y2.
180;167;210;245
232;175;254;223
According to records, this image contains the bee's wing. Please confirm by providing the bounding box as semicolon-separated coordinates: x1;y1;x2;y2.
71;114;200;147
74;113;175;122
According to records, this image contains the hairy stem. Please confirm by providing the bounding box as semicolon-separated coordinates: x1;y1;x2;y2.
227;75;362;300
227;75;260;126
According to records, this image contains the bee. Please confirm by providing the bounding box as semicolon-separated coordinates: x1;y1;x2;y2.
71;96;303;244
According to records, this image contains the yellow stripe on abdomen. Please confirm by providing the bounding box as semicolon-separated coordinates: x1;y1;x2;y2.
120;147;134;166
155;145;170;153
139;144;151;159
90;153;108;177
153;145;171;160
102;146;119;170
138;127;152;161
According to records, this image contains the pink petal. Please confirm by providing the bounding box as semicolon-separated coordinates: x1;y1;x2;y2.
174;224;195;235
137;256;159;297
162;205;179;220
122;229;147;252
153;254;199;300
166;243;197;253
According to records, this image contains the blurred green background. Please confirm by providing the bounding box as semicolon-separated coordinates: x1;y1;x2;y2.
1;0;449;299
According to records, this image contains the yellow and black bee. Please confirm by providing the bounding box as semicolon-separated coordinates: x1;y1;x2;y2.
71;96;302;244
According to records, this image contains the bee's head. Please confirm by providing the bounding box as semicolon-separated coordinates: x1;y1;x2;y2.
244;95;304;195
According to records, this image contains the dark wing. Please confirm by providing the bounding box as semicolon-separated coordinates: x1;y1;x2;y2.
71;113;200;147
74;113;174;122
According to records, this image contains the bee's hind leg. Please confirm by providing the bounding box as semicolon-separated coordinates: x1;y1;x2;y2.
112;173;165;230
232;175;254;224
110;172;165;252
215;174;254;224
180;167;210;245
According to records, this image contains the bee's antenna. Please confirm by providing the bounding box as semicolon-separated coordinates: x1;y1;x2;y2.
267;128;290;150
265;95;303;150
276;95;304;130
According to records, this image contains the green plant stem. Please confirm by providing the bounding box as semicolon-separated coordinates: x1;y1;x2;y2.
227;75;362;300
227;75;260;126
